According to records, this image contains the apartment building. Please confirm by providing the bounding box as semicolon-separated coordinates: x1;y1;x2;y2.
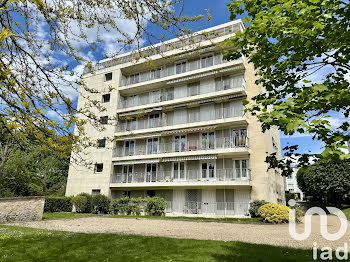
66;20;285;217
286;167;304;200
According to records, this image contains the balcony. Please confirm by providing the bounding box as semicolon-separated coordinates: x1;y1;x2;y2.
119;74;245;110
121;53;229;87
116;101;245;133
111;168;250;184
114;136;249;158
84;22;242;74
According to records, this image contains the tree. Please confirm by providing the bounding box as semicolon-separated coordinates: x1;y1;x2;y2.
226;0;350;175
0;0;209;163
297;161;350;207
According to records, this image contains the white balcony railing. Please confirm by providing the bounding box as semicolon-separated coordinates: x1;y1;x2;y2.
121;53;230;86
117;105;245;132
111;168;250;184
114;136;249;157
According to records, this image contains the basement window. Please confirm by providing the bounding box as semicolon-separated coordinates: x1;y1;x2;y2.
100;116;108;125
92;189;101;195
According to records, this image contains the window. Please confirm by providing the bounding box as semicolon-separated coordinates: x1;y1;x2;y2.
97;139;106;148
124;141;135;156
175;135;186;152
123;191;131;198
100;116;108;125
150;68;162;79
122;165;133;183
129;73;140;84
235;160;248;179
176;61;186;74
146;164;157;182
201;162;215;179
162;87;174;101
147;138;158;154
102;94;110;103
94;163;103;173
146;190;156;197
201;54;213;68
173;162;185;180
92;189;101;195
126;117;137;130
188;82;199;96
149;113;160;128
232;129;247;146
105;72;112;81
201;132;215;150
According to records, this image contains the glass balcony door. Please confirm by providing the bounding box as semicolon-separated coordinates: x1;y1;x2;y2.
232;129;247;147
235;160;248;179
147;138;158;154
122;165;133;183
201;162;215;180
201;132;215;150
173;162;185;181
146;164;157;182
124;141;135;156
174;135;186;152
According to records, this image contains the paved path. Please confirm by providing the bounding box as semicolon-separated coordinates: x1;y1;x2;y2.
7;216;350;250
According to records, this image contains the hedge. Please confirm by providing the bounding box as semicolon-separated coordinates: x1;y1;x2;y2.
44;196;73;212
72;196;88;213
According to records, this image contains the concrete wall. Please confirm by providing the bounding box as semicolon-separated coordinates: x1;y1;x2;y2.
0;197;45;223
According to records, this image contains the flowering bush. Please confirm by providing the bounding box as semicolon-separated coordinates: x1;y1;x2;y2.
258;203;290;223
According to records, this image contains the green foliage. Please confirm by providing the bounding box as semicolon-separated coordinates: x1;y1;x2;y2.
145;197;167;216
111;197;141;215
249;200;268;218
91;194;110;214
77;193;93;213
258;203;290;224
72;196;88;213
44;196;73;213
226;0;350;174
296;160;350;207
0;132;69;198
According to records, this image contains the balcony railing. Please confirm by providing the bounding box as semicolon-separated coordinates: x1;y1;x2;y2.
121;53;231;86
111;168;250;184
115;136;248;157
117;106;245;132
120;77;245;109
84;23;241;74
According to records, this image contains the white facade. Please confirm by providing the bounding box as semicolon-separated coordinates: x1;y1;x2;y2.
286;168;304;200
66;20;286;217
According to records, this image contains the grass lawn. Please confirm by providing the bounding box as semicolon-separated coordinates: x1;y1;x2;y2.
0;225;324;262
342;208;350;220
43;212;263;223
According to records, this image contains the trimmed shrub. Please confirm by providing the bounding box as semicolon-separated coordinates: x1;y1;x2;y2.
249;200;268;217
72;196;87;213
258;203;290;224
145;197;167;216
91;194;110;214
44;196;73;212
111;197;141;215
77;193;93;213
